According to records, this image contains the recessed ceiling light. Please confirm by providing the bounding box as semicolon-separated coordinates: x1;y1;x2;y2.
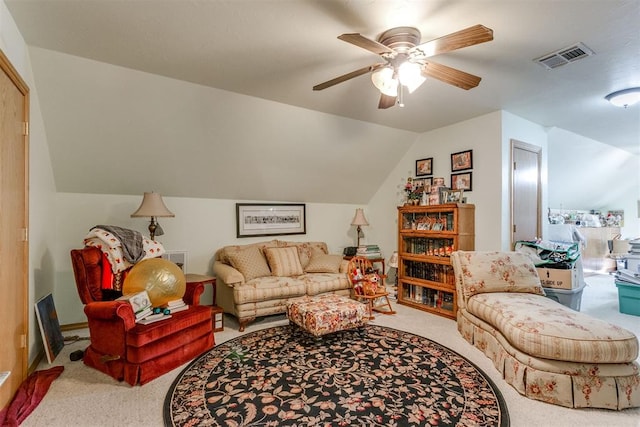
605;88;640;108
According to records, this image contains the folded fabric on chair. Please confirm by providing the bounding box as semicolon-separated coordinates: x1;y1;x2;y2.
92;225;144;263
84;227;165;274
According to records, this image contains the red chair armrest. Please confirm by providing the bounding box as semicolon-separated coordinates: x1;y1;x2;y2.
84;301;136;330
184;282;204;306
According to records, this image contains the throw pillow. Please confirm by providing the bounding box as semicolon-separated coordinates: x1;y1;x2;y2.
264;246;304;277
227;245;271;282
304;254;343;273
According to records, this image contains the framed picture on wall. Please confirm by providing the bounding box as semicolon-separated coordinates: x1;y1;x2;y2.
236;203;306;238
451;172;473;191
415;158;433;176
451;150;473;171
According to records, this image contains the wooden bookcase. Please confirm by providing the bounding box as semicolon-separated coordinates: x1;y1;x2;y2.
397;203;475;319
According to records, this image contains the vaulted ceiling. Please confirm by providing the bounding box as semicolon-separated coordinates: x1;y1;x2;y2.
5;0;639;203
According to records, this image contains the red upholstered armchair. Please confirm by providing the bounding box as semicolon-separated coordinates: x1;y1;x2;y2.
70;246;214;385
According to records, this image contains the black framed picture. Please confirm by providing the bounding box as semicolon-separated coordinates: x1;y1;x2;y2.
236;203;306;238
415;158;433;176
451;172;473;191
451;150;473;172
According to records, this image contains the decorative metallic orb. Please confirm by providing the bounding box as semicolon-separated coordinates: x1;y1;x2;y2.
123;258;185;307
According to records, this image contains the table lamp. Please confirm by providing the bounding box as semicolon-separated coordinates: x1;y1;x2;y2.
131;192;175;240
351;208;369;247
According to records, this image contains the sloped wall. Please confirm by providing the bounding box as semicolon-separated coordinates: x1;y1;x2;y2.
54;192;368;325
548;128;639;238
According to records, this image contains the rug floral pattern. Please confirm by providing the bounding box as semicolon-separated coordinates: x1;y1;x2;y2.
164;325;508;426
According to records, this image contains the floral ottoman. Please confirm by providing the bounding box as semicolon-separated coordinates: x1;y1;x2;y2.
286;294;368;337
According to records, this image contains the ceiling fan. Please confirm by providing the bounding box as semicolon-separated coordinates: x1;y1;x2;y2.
313;24;493;109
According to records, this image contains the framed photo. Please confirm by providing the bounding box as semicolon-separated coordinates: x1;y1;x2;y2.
415;157;433;177
451;150;473;171
451;172;473;191
236;203;306;238
438;186;450;204
412;177;432;192
448;189;465;203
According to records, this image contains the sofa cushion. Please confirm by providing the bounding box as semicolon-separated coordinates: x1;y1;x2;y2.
277;241;328;269
233;276;307;304
219;240;278;264
227;245;271;282
264;246;304;277
453;251;546;300
466;292;639;364
304;254;343;273
301;273;351;296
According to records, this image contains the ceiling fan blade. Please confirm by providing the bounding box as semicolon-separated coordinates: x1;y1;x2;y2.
421;61;482;90
410;24;493;59
313;64;383;91
338;33;395;56
378;93;397;109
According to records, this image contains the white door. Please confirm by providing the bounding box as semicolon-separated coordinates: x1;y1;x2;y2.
511;140;541;247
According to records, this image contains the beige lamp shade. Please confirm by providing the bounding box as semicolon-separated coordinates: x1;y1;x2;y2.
351;208;369;247
351;208;369;226
388;251;399;268
131;192;174;240
131;192;175;218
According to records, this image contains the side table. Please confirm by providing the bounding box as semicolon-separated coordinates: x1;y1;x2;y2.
185;273;223;332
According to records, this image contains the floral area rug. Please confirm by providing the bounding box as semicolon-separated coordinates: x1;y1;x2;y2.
164;325;509;426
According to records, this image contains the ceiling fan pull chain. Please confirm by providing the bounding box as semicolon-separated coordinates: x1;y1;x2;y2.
398;82;405;107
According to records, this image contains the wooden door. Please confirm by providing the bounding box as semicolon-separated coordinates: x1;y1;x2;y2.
0;49;29;410
510;140;541;247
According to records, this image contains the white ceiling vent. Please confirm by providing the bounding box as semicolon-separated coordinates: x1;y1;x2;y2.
534;42;595;70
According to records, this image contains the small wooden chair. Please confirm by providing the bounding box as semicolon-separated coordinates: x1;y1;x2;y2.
347;256;395;319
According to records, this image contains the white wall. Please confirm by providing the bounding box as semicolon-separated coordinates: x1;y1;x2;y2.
55;192;366;325
369;111;503;257
0;1;57;366
548;127;640;238
368;111;549;258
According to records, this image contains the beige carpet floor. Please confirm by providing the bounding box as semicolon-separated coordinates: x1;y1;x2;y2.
22;273;640;426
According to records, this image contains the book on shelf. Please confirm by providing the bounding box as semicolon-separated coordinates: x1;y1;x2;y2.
165;304;189;314
137;313;172;325
163;298;186;308
135;306;153;320
357;245;382;259
357;245;380;252
117;290;151;315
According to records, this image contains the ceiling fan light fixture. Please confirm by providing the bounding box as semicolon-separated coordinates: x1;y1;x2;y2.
605;87;640;108
398;61;426;93
371;67;398;96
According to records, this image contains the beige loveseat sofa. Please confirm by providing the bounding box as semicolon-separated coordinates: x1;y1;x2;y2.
451;251;639;410
213;240;351;331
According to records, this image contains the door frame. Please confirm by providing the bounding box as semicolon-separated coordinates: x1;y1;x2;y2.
509;139;542;248
0;48;30;401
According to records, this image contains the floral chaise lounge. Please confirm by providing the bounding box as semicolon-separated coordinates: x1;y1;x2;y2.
213;240;351;331
451;250;640;410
